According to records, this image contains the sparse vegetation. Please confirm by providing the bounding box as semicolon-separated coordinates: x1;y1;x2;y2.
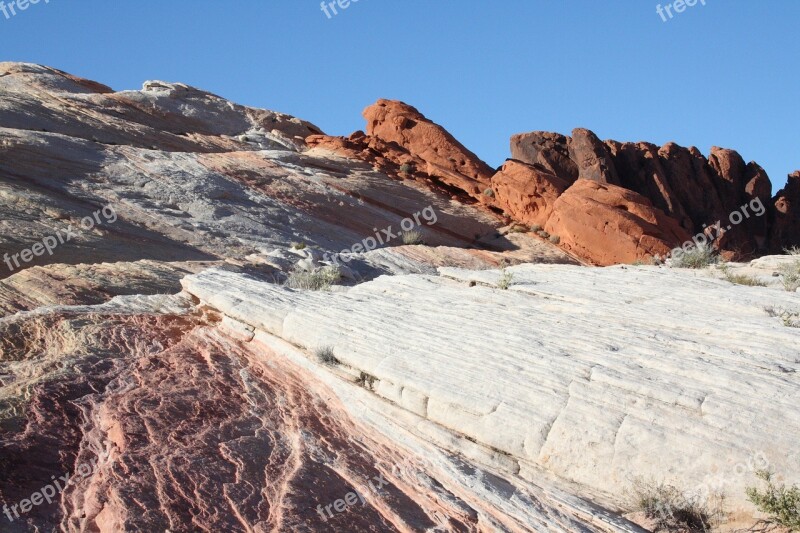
290;241;307;250
764;306;800;328
483;188;495;198
784;246;800;256
719;264;767;287
630;479;723;532
399;163;413;175
670;245;718;269
285;266;341;291
536;229;550;240
315;346;340;366
778;260;800;292
509;224;528;233
497;268;513;290
401;230;425;245
357;371;377;390
549;234;561;245
746;470;800;531
530;224;543;232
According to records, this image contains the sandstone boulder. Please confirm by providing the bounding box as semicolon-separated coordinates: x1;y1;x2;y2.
510;131;579;183
771;171;800;252
364;99;494;196
567;128;620;185
545;179;691;265
490;160;569;227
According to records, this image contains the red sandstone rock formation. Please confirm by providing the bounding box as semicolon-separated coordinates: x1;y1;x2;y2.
363;99;494;197
511;132;579;183
309;99;796;265
510;127;793;260
771;171;800;252
489;160;568;227
545;179;691;265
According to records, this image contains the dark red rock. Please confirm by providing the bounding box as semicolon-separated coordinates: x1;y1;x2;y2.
771;171;800;252
510;132;579;183
567;128;620;185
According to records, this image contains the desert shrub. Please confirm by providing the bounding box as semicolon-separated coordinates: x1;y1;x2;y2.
399;163;413;174
497;268;513;290
724;273;767;287
719;264;767;287
764;306;800;328
778;260;800;292
630;479;721;532
401;230;425;245
746;470;800;531
483;188;495;198
357;371;377;390
290;241;307;250
784;246;800;256
285;266;340;291
549;234;561;244
509;224;528;233
315;346;340;366
670;245;718;269
536;229;550;239
530;224;543;232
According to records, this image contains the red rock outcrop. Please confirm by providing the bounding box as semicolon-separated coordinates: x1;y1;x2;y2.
510;127;792;260
545;179;691;265
308;100;796;265
771;171;800;252
489;160;568;227
363;99;494;197
511;131;579;183
567;128;620;186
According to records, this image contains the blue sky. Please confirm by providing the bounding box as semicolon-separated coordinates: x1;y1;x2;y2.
2;0;798;191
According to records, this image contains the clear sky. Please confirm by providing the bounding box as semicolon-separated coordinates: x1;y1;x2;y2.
2;0;798;191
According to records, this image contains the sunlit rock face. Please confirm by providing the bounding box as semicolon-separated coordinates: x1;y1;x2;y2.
0;64;798;532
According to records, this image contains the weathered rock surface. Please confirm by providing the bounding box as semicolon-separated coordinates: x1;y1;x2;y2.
363;99;495;196
489;160;569;228
182;262;800;529
510;127;795;260
771;171;800;252
511;132;579;183
544;180;691;265
0;63;798;532
567;128;620;186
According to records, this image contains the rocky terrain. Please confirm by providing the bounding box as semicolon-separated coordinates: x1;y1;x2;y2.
0;63;798;532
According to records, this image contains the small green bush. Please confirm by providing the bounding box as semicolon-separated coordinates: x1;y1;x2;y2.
746;470;800;531
483;188;495;198
509;224;528;233
670;245;718;269
497;268;513;290
286;266;340;291
778;260;800;292
549;234;561;245
536;229;550;239
290;241;307;250
401;230;425;245
530;224;543;232
399;163;413;175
